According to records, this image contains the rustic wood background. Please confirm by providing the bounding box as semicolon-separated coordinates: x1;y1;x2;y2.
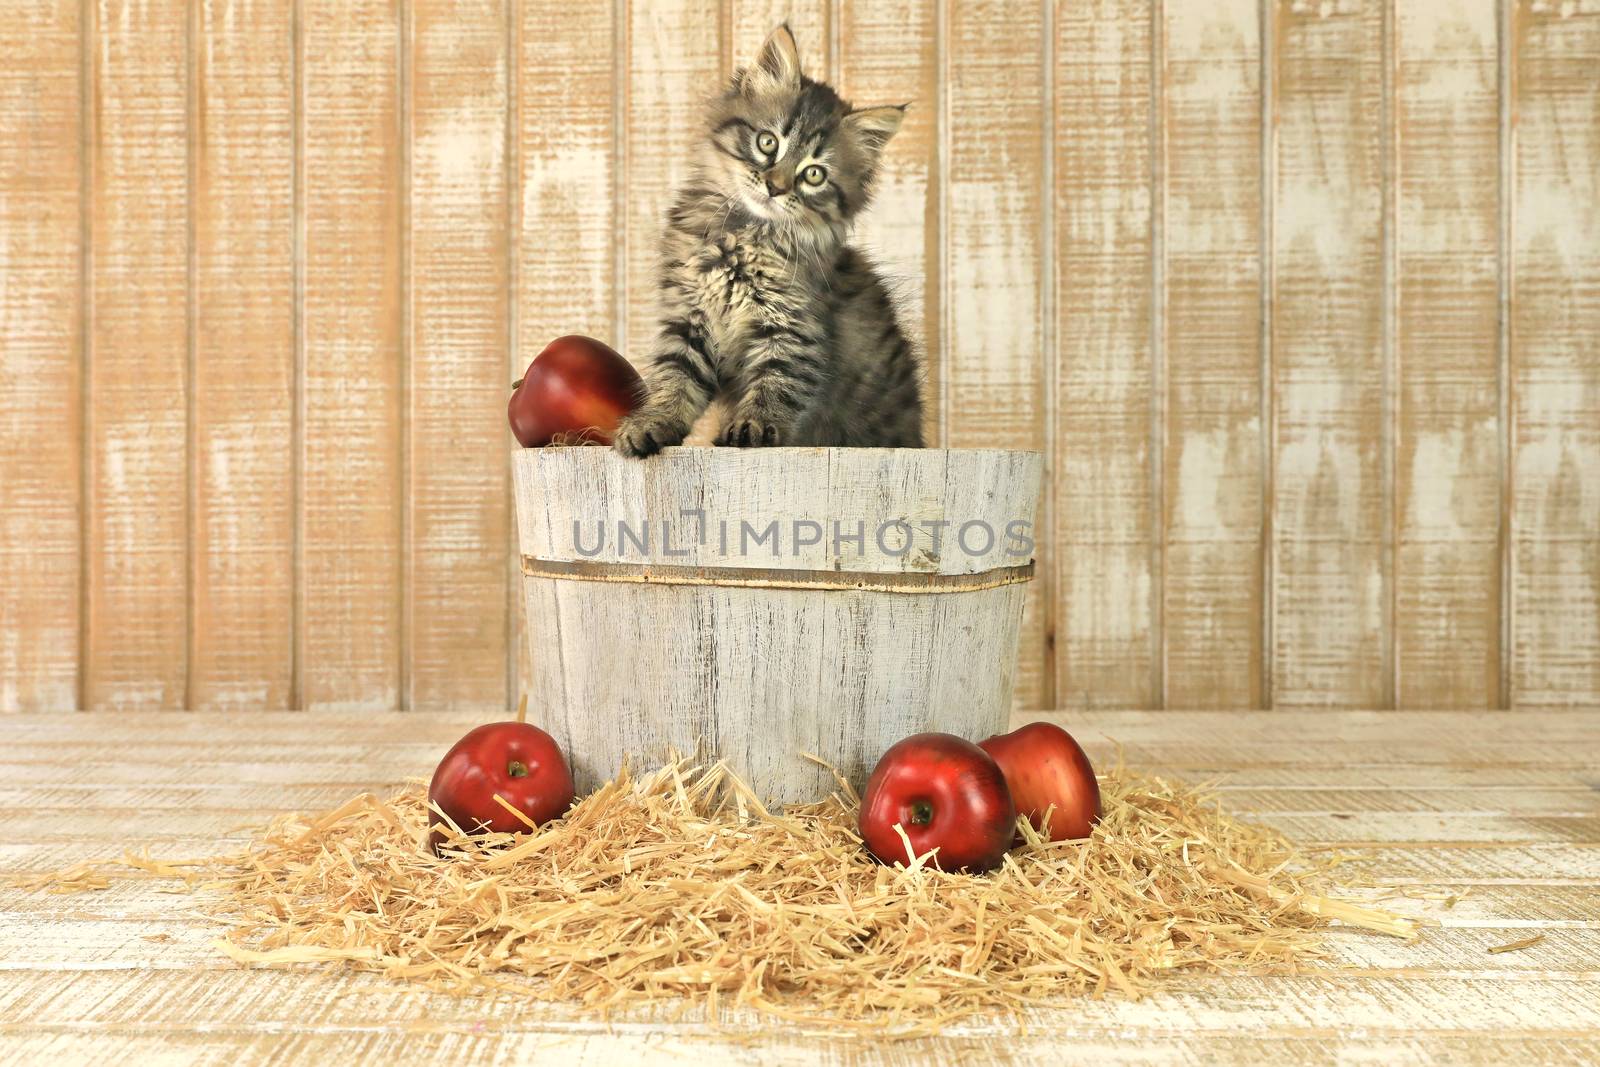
0;0;1595;713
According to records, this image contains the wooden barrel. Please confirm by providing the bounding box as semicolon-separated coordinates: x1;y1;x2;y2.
513;447;1044;805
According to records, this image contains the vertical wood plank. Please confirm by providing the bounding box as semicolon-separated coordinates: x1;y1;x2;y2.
1509;0;1600;706
1392;0;1500;708
515;0;620;707
516;0;618;360
1160;0;1263;708
85;0;190;709
191;0;295;709
1269;0;1387;708
622;0;724;364
836;0;941;448
947;0;1047;709
1056;0;1154;709
300;0;402;709
0;1;82;711
406;0;509;709
727;2;829;77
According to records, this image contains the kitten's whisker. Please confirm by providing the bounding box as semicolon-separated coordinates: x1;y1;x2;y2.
712;196;738;244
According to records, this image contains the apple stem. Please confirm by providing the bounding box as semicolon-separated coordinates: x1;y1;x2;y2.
910;800;934;826
516;693;528;724
512;378;524;389
508;760;528;778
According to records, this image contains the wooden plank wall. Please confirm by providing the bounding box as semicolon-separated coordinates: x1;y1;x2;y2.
0;0;1596;712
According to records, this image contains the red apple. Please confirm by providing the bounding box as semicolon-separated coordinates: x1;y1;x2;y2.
858;733;1016;873
509;335;643;447
427;721;575;856
979;722;1101;842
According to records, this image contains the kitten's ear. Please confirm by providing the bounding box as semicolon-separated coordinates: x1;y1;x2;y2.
845;104;907;152
749;23;801;89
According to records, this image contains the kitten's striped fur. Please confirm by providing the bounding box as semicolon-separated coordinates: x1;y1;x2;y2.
613;24;924;457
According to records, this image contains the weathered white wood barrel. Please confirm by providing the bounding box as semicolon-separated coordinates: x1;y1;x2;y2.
513;447;1043;805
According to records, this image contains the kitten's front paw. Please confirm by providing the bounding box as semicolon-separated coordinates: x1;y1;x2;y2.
715;418;783;448
613;411;688;458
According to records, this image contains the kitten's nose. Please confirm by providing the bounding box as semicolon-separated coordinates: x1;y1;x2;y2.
764;175;788;197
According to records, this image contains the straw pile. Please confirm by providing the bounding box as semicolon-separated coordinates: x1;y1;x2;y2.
32;757;1416;1035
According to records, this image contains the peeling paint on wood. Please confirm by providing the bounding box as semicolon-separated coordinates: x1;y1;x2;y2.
1;1;1598;712
1392;0;1502;709
1055;0;1155;710
1509;0;1600;706
0;0;81;712
190;0;295;709
1161;0;1264;708
85;0;189;710
299;0;403;710
406;0;511;709
1269;0;1388;708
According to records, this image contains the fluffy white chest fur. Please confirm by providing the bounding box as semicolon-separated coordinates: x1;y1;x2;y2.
676;231;809;376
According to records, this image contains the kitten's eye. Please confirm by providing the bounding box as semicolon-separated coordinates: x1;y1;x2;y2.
756;131;778;156
801;164;827;186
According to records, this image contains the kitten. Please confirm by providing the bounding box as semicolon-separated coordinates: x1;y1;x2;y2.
613;24;924;457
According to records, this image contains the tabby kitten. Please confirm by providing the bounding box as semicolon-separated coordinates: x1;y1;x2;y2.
612;24;924;457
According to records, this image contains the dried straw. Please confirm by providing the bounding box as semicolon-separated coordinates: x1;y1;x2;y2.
1487;933;1543;955
23;758;1417;1036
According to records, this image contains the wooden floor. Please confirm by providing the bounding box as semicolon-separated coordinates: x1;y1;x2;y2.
2;710;1598;1065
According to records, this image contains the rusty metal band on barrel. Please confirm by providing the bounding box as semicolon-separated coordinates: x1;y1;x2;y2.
520;557;1035;594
